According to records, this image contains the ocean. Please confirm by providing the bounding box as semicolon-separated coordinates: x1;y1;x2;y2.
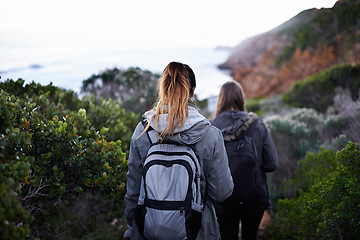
0;44;233;101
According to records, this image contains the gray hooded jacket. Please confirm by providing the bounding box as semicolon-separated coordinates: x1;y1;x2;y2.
124;106;234;240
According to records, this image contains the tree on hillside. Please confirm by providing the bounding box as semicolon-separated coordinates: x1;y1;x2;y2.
81;67;161;114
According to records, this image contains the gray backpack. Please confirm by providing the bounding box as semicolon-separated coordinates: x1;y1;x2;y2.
135;124;204;240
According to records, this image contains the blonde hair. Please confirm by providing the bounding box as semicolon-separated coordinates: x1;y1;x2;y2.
143;62;196;138
215;80;246;116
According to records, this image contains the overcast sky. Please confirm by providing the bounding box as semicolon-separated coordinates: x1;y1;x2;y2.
1;0;338;49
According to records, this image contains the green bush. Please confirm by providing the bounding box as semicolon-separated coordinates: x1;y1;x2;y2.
246;97;265;116
1;79;139;155
281;148;337;198
0;172;32;239
264;108;324;203
270;142;360;239
265;108;322;161
80;96;139;153
289;107;324;128
282;64;360;112
0;84;128;239
263;106;357;202
81;67;160;114
0;79;82;114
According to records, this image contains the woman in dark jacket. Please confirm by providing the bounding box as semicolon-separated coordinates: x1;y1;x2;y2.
211;80;278;240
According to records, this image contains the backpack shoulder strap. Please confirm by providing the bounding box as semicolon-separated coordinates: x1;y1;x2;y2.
141;117;196;148
142;118;160;144
243;118;260;161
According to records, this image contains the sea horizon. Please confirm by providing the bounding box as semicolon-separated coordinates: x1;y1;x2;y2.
0;45;233;101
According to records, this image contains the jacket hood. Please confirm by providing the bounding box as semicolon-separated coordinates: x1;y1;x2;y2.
144;106;209;145
211;111;257;140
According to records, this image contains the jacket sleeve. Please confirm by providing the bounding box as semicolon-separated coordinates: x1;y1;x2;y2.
203;127;234;202
124;123;145;227
260;121;278;172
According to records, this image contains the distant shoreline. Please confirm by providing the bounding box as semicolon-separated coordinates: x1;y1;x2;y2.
0;47;233;101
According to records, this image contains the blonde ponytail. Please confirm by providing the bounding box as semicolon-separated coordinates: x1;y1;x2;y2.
141;62;196;139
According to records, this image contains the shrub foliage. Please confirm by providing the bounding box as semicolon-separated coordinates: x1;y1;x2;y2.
1;60;359;239
81;67;160;114
0;79;132;239
282;64;360;112
270;142;360;239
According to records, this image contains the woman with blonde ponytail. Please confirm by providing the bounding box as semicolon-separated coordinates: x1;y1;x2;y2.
124;62;233;240
144;62;196;138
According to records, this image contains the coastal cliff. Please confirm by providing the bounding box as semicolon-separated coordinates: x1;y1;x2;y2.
220;0;360;98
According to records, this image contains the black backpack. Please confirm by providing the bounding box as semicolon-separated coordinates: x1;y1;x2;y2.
215;119;268;213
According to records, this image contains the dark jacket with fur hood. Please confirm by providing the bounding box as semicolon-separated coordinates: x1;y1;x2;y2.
211;110;278;210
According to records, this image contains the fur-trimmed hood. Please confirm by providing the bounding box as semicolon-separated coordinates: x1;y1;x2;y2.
211;110;279;175
210;111;258;141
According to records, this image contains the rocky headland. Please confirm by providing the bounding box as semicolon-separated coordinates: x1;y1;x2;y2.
219;0;360;98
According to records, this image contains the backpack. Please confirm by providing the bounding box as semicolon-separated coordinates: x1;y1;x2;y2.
216;118;268;213
135;123;204;240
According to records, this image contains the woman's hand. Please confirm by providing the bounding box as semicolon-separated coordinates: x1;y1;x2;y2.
123;225;132;239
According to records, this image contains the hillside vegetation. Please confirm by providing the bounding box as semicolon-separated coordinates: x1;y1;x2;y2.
81;67;160;115
1;2;360;236
250;63;360;239
1;61;359;239
0;79;139;239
